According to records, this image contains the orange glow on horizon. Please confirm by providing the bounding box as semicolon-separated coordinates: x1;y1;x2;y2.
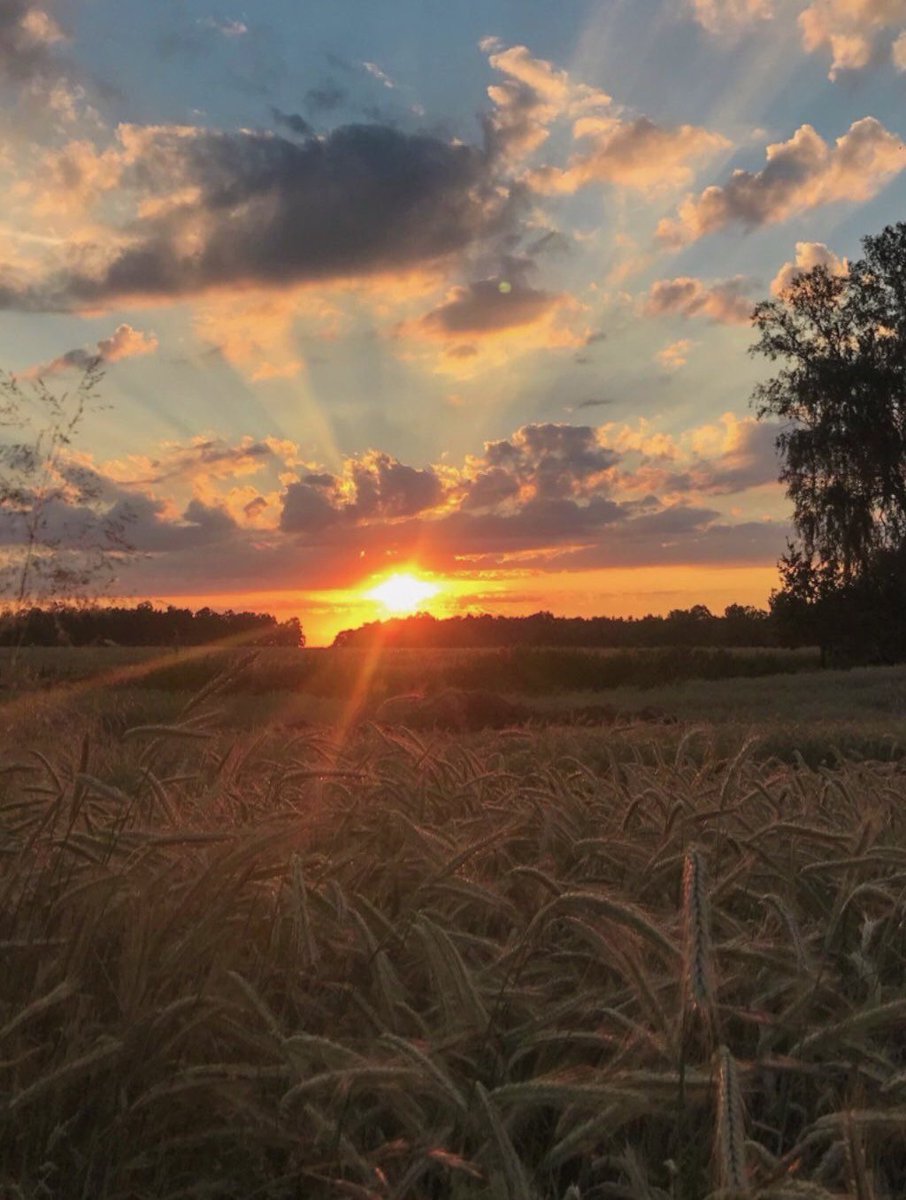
138;563;781;646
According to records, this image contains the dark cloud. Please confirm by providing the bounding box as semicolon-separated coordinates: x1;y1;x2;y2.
478;423;618;502
349;454;445;519
101;493;237;554
414;278;559;337
575;397;612;410
526;229;571;256
280;451;444;533
270;107;312;137
7;123;513;310
0;474;238;558
534;514;790;572
305;81;347;112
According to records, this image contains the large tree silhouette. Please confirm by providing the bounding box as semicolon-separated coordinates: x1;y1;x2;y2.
752;222;906;660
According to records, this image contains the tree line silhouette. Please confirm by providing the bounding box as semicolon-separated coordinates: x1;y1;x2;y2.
0;602;304;648
332;605;776;650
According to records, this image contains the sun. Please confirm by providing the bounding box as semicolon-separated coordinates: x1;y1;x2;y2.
367;572;441;615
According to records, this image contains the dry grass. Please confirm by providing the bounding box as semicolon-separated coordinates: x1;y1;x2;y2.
2;674;906;1198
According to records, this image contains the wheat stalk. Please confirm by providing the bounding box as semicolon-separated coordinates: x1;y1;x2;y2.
682;847;716;1027
714;1045;749;1196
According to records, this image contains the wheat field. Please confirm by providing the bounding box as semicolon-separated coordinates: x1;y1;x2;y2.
3;665;906;1198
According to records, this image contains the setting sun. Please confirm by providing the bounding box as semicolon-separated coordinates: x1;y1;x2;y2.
366;572;441;614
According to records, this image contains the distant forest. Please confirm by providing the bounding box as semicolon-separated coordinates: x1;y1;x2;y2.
0;603;304;648
0;602;782;652
332;606;778;650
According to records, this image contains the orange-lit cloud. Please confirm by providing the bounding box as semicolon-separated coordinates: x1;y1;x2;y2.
656;338;695;370
16;415;788;611
397;276;586;373
770;240;849;293
481;38;726;195
686;0;776;34
0;3;101;132
658;117;906;244
24;322;158;378
481;38;611;164
645;275;754;323
799;0;906;78
529;117;728;194
191;289;328;381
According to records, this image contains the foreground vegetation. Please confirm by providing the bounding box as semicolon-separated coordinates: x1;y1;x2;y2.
0;642;821;699
3;654;906;1198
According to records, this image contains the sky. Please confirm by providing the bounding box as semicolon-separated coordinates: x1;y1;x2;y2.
2;0;906;643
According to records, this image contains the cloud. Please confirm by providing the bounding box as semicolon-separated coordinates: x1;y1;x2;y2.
25;323;158;378
413;278;559;336
656;338;695;369
687;417;782;493
1;121;513;312
26;414;790;600
481;39;723;192
199;16;249;38
0;2;66;85
0;1;88;123
305;81;347;112
280;450;445;533
602;412;784;504
645;276;754;323
467;423;619;503
656;415;782;495
270;107;312;137
362;61;396;89
191;288;324;380
481;39;590;163
102;435;286;492
529;116;729;194
686;0;775;34
799;0;906;78
771;240;849;293
658;117;906;245
398;275;586;373
480;37;638;177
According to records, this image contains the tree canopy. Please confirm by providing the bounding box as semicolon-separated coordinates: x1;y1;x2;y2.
752;223;906;582
752;221;906;661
